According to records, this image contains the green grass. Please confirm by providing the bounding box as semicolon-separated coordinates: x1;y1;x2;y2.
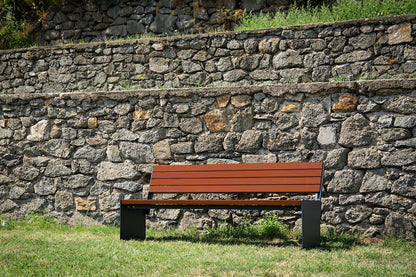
0;214;415;276
235;0;416;31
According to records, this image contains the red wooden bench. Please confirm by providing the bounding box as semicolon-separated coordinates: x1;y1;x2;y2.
120;161;324;248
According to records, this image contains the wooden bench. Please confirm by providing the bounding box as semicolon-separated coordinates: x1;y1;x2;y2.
120;161;324;248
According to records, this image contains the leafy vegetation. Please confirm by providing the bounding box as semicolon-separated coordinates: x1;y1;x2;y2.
235;0;416;31
0;214;415;276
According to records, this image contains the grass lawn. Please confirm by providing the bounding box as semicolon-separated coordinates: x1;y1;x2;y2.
0;215;415;277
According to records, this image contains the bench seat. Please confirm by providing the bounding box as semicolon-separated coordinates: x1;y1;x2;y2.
120;161;324;248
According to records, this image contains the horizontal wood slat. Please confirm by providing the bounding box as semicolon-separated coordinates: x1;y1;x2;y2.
122;199;302;206
149;184;320;193
151;177;321;186
153;162;323;172
151;169;323;179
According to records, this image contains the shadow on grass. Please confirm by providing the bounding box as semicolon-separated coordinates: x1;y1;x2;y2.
146;228;360;250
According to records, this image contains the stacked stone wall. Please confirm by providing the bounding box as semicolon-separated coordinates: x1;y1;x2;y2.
1;14;416;94
38;0;299;45
0;80;415;239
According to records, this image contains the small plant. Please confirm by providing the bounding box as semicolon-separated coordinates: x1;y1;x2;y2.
203;212;290;241
119;80;138;90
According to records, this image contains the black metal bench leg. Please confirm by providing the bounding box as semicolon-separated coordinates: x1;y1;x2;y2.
120;204;146;240
301;200;321;249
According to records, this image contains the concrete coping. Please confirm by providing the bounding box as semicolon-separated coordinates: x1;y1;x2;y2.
0;79;415;104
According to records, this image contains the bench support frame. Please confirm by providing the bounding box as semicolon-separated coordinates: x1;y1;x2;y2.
120;200;321;248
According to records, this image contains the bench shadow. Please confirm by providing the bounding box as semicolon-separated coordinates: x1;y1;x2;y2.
145;234;359;250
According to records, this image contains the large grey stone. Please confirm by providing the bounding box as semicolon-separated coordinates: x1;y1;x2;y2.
179;118;203;134
235;130;263;153
111;129;139;141
97;161;139;181
149;57;169;73
267;131;298;151
384;212;415;239
381;149;416;166
44;160;72;177
114;181;142;193
74;146;106;163
27;119;49;141
273;50;303;69
223;70;246;82
317;126;337;148
394;116;416;128
360;169;389;193
383;96;416;114
230;108;253;132
348;147;381;169
327;170;363;193
345;205;372;224
391;174;416;197
274;113;298;130
40;139;71;159
339;114;376;147
0;199;18;213
65;174;93;189
381;128;411;142
171;142;193;154
242;153;277;163
119;142;155;163
153;139;171;160
99;191;123;212
55;190;74;212
325;148;349;169
137;128;165;144
13;166;40;181
194;133;225;153
149;14;177;33
301;103;329;128
34;178;57;196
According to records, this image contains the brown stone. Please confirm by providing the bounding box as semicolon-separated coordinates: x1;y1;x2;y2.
76;197;97;211
332;95;358;112
281;104;300;113
133;110;151;120
87;117;98;128
388;23;412;45
204;110;228;132
231;95;252;108
216;95;231;108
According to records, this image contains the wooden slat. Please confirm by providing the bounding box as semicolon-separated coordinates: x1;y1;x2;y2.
149;184;320;193
122;199;302;206
151;169;322;179
151;177;322;186
153;162;323;172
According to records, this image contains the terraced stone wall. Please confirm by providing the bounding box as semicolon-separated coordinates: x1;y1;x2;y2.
1;14;415;94
0;80;415;239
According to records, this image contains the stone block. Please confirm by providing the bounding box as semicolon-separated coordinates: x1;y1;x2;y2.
75;197;97;211
153;139;172;160
317;126;337;148
204;110;228;132
338;113;376;147
97;161;139;181
388;23;412;45
348;147;381;169
360;169;389;193
332;95;358;113
327;169;363;193
235;130;263;153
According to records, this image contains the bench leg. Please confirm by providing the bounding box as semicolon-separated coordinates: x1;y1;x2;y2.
120;204;146;240
301;200;321;249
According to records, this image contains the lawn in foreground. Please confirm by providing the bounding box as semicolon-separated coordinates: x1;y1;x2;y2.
0;216;415;277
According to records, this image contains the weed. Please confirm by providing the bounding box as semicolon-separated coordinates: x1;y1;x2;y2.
235;0;416;31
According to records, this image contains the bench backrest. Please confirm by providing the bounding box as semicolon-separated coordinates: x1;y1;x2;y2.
149;162;324;200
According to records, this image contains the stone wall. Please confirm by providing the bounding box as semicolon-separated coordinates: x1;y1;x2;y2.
38;0;295;45
1;14;416;94
0;79;415;239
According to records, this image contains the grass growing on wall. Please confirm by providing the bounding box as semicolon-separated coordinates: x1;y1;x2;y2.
235;0;416;31
1;214;416;276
